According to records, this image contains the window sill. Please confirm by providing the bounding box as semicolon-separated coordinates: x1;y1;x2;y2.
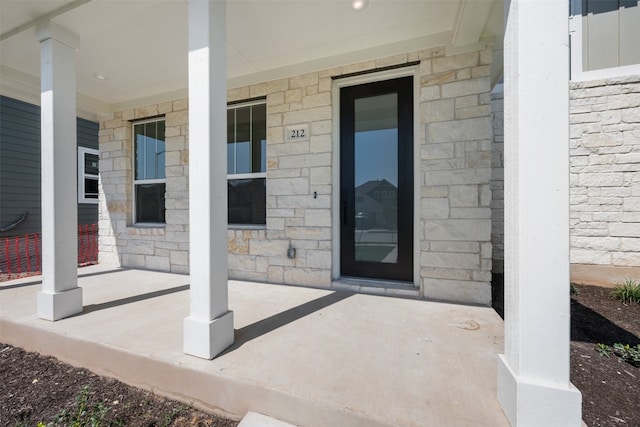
228;224;266;230
131;223;166;228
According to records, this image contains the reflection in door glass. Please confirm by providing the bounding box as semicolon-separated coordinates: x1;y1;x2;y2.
354;93;398;264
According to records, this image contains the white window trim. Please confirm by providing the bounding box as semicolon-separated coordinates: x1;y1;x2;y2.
227;99;267;181
569;0;640;82
77;146;99;204
132;117;166;225
227;100;267;227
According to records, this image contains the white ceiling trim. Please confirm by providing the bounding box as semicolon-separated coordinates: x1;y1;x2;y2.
452;0;496;47
0;65;111;121
0;0;92;43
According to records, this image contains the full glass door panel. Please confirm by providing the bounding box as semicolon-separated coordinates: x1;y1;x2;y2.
340;77;413;282
354;93;399;263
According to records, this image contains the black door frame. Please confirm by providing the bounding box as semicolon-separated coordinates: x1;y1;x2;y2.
339;76;414;282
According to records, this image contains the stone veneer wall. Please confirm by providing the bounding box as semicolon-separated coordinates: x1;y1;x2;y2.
489;75;640;273
99;45;494;304
570;76;640;268
490;89;504;274
98;99;190;273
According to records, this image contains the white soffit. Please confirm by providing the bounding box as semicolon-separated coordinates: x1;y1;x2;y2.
0;0;502;112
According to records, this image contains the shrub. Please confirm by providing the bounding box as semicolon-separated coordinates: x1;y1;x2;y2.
610;278;640;304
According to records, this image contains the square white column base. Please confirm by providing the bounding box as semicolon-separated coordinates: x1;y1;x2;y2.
184;311;234;359
37;287;83;321
498;354;582;427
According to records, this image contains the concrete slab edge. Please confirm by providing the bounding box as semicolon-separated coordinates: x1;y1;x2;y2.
239;412;298;427
0;318;392;427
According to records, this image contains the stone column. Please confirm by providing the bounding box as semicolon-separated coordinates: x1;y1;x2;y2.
36;22;82;321
497;0;582;425
183;0;234;359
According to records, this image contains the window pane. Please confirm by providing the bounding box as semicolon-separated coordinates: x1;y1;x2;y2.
85;178;99;198
227;109;235;174
134;121;165;180
135;130;145;180
84;153;99;176
252;103;266;173
235;106;251;174
136;183;166;223
228;178;266;225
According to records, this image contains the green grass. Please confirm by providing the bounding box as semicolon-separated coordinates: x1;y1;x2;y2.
610;278;640;304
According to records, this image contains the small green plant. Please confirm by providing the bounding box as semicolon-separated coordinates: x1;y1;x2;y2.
596;343;612;357
570;283;579;296
610;278;640;304
52;385;109;427
613;343;640;367
596;343;640;367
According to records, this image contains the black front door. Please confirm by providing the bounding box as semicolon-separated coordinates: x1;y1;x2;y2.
340;76;413;282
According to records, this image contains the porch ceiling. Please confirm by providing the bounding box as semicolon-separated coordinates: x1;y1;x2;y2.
0;0;503;117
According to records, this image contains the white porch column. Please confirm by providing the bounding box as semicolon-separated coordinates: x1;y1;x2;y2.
497;1;582;426
183;0;234;359
36;22;82;321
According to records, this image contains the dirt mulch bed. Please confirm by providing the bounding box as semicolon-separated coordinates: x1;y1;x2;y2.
571;284;640;427
0;346;238;427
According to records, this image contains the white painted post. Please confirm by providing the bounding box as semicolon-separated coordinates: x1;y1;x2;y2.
36;22;82;321
183;0;234;359
497;1;582;425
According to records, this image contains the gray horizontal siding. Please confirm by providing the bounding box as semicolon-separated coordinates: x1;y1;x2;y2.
0;96;99;237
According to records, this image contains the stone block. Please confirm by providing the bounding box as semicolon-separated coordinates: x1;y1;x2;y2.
428;117;491;143
441;78;488;99
305;209;331;227
306;250;332;269
283;106;332;125
229;254;256;271
425;219;491;241
456;95;478;109
268;266;284;282
146;255;170;271
420;266;472;281
449;185;478;208
303;93;331;109
268;177;309;195
421;71;457;87
421;198;449;219
609;223;640;237
579;172;624;187
612;252;640;267
289;73;318;89
422;99;454;122
310;135;332;153
249;239;289;257
420;85;440;101
264;79;289;94
422;143;454;160
432;52;479;73
284;268;331;287
278;153;331;169
422;278;490;305
421;251;479;269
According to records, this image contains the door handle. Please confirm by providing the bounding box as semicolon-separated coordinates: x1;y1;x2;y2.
342;191;348;226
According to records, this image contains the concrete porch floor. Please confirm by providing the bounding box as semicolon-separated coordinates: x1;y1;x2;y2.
0;265;509;427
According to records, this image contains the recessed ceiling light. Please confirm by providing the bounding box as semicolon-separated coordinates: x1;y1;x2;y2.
352;0;368;11
93;73;107;80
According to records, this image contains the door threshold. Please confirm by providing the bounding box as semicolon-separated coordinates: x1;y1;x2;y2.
332;277;420;298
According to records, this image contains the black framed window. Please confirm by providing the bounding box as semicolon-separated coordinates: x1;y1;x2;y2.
227;102;266;225
133;119;166;224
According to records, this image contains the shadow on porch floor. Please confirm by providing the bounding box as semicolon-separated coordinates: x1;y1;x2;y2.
0;264;509;427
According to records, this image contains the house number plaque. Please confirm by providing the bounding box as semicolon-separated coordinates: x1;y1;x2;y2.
285;124;309;142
